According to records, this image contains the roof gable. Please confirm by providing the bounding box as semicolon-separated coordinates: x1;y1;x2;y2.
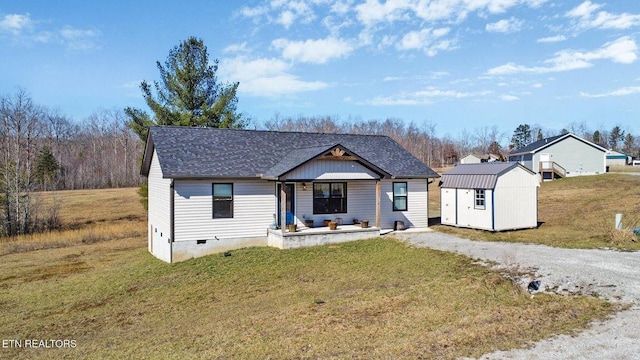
509;133;607;156
141;126;439;180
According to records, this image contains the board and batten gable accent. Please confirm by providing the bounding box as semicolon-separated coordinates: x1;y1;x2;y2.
147;149;172;262
281;159;381;181
492;166;539;231
173;179;275;241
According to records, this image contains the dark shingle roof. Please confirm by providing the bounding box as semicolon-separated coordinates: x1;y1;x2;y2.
439;163;533;189
141;126;439;179
509;133;607;156
509;134;564;155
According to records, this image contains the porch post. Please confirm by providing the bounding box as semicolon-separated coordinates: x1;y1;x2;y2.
280;181;287;235
375;180;381;228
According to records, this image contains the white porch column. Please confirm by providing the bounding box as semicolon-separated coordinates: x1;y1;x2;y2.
280;182;287;234
375;180;381;228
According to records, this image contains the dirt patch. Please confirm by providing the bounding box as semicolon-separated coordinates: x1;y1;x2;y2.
24;261;90;282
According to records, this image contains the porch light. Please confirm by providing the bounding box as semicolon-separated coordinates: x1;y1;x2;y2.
302;182;307;191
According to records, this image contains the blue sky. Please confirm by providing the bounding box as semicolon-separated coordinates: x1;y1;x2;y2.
1;0;639;138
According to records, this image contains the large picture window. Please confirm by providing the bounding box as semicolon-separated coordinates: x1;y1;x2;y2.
393;182;408;211
212;183;233;218
474;189;485;210
313;182;347;214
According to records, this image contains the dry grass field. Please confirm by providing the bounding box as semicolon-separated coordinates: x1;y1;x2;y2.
0;180;629;359
429;173;640;249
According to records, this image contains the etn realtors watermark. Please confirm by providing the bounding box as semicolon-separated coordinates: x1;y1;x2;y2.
2;339;77;349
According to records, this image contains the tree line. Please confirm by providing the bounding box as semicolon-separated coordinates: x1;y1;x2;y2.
3;36;639;237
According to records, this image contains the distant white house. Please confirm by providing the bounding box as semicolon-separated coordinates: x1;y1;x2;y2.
508;133;607;180
460;154;500;164
606;150;631;166
439;163;539;231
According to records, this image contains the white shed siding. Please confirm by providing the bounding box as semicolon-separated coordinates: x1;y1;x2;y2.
455;188;494;230
147;149;172;262
283;159;380;180
173;180;275;241
380;180;429;229
493;168;538;231
441;188;457;225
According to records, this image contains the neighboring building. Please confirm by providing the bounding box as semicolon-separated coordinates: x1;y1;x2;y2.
606;150;631;166
439;163;538;231
141;126;440;263
507;133;607;180
460;153;500;164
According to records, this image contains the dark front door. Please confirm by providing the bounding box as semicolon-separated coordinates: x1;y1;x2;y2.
277;183;295;226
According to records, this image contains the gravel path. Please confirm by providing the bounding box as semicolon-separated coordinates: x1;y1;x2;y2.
393;230;640;359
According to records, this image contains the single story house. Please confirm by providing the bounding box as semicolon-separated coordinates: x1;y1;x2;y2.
507;133;607;180
141;126;440;263
606;150;631;166
460;153;500;164
440;163;539;231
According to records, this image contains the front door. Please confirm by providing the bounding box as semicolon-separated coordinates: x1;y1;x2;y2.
277;183;295;226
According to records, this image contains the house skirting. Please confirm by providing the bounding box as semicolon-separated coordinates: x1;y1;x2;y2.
171;236;268;262
267;225;381;249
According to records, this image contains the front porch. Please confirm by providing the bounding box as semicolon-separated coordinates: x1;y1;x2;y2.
267;224;381;249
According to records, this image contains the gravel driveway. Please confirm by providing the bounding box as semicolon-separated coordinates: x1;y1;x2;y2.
393;230;640;359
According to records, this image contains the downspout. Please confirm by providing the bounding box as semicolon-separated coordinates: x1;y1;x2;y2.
169;180;175;263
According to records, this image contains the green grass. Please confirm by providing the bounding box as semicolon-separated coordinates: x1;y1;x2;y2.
430;173;640;249
0;236;614;359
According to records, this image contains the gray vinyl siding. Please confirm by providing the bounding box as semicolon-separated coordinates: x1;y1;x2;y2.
294;179;428;229
380;180;429;228
147;149;172;262
294;181;377;227
533;137;605;176
173;180;275;241
282;159;381;180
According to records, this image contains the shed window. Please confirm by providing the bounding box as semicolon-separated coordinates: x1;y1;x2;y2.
212;183;233;218
393;182;408;211
474;189;485;210
313;183;347;214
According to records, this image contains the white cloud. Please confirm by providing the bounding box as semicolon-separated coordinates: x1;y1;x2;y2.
532;83;543;88
220;56;328;97
397;27;455;56
501;94;519;101
566;1;640;30
537;35;567;43
272;37;353;64
362;87;493;105
355;0;541;26
580;86;640;98
486;17;524;33
488;36;638;75
0;13;33;35
223;42;249;54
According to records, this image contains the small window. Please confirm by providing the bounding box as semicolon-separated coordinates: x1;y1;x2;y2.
213;183;233;218
313;182;347;214
474;189;485;210
393;182;408;211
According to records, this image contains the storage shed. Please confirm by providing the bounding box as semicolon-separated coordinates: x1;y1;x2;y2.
439;163;539;231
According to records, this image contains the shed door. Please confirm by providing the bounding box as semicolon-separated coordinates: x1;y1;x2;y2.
441;189;457;225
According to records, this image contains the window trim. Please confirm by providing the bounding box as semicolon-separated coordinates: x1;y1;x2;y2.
313;182;347;215
212;183;234;219
392;182;408;211
474;189;486;210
